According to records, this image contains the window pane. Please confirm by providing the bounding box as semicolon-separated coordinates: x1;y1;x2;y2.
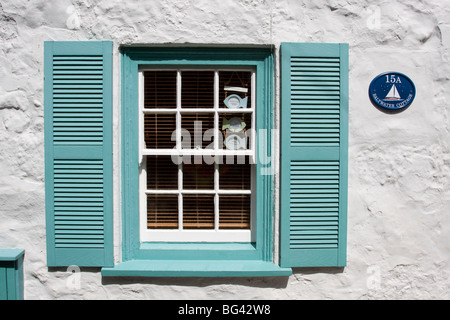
147;194;178;229
183;163;214;190
181;71;214;108
144;71;177;109
219;71;252;109
219;156;251;190
220;112;252;150
219;195;251;229
181;113;215;149
183;194;215;229
147;156;178;190
144;113;176;149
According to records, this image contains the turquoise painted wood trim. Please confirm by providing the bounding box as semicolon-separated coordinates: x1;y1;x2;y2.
101;41;114;267
279;43;348;268
44;41;56;266
0;249;24;300
44;41;114;267
0;249;24;261
101;260;292;277
121;51;140;262
338;44;349;266
0;267;6;300
119;47;279;274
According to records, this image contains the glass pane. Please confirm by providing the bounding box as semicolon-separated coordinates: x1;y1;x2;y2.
220;112;251;150
181;113;215;149
219;195;251;229
144;113;176;149
219;156;251;190
219;71;252;109
147;156;178;190
183;194;215;229
144;71;177;109
183;162;214;190
181;71;214;108
147;194;178;229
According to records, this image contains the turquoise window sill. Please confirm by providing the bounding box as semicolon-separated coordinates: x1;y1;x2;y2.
101;260;292;277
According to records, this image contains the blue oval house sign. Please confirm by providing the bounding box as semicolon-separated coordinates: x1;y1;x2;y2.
369;72;416;111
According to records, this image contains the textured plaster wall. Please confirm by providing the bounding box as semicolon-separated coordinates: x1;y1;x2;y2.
0;0;449;299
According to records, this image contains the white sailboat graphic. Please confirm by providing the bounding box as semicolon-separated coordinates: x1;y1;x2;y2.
384;84;402;101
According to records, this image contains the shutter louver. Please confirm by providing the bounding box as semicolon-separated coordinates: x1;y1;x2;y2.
280;43;348;267
290;57;341;147
44;41;113;267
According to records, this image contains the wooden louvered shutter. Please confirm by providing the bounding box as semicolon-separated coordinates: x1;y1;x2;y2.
280;43;348;267
44;41;113;267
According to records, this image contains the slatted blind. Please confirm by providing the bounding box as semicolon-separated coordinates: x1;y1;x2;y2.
219;195;251;229
280;43;348;267
147;194;179;229
144;71;177;109
144;113;176;149
182;71;214;108
181;113;215;149
44;41;113;267
183;194;215;229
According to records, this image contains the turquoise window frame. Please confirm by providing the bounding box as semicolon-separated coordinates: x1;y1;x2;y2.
111;46;291;276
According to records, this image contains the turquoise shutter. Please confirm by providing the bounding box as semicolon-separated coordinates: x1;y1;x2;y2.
44;41;113;267
280;43;348;267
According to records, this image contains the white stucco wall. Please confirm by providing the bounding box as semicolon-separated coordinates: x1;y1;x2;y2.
0;0;449;299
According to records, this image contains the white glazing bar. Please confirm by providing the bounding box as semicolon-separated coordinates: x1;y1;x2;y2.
178;163;183;231
214;162;219;231
214;70;220;231
142;108;177;114
145;190;179;194
142;149;254;156
176;70;182;152
214;70;219;152
145;189;251;195
251;71;256;163
216;108;253;113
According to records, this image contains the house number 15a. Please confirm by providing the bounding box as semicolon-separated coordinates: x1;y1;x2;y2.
386;75;402;84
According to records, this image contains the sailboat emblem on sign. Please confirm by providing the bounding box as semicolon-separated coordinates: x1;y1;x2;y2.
383;84;402;101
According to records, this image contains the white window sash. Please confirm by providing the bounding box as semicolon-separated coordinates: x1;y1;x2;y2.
139;67;256;243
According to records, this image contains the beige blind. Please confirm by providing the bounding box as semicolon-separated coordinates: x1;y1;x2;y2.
181;112;215;149
144;113;176;149
147;194;178;229
219;195;251;229
183;194;215;229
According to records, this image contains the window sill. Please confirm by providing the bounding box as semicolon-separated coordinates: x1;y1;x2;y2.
101;260;292;277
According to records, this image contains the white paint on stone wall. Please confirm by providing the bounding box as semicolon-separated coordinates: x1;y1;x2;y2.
0;0;449;299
